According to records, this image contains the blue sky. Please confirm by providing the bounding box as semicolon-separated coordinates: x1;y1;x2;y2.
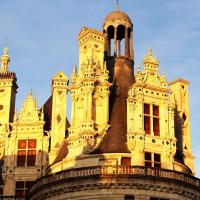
0;0;199;176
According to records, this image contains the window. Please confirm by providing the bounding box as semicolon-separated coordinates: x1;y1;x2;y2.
144;103;160;136
17;139;36;166
121;157;131;166
125;195;134;200
15;181;34;197
145;152;161;168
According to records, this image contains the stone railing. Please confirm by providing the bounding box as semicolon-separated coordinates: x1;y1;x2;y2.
29;165;200;193
0;197;24;200
0;71;16;79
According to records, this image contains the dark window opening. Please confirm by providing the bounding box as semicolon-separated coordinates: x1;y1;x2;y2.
144;103;150;114
145;152;161;168
121;157;131;166
125;195;134;200
143;103;160;136
17;139;36;167
144;116;151;134
15;181;34;197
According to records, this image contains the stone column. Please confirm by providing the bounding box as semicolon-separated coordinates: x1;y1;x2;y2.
84;91;88;120
125;27;129;58
105;29;110;56
108;39;111;56
87;91;92;121
118;40;121;56
129;30;134;60
71;96;75;126
114;27;117;56
104;91;109;125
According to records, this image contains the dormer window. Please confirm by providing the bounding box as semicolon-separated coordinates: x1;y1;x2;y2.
144;103;160;136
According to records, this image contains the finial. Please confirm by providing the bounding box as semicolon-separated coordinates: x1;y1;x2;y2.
41;107;44;121
116;0;120;11
73;64;77;74
148;48;153;57
0;47;10;73
72;64;77;83
29;89;33;96
13;109;18;122
104;61;107;69
137;64;141;72
163;66;166;75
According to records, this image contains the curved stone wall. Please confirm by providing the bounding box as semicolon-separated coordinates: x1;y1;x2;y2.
28;166;200;200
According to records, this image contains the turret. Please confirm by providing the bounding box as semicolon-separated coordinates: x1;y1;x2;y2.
0;47;17;133
50;71;69;163
103;5;134;59
169;79;195;174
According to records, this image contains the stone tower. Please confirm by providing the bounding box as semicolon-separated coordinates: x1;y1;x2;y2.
67;27;111;158
50;72;69;163
0;47;17;158
0;48;17;127
95;7;135;153
169;79;195;173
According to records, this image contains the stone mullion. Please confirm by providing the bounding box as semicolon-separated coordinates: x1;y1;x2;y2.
114;27;117;56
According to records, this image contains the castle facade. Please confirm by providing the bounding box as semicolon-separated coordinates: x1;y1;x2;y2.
0;6;199;200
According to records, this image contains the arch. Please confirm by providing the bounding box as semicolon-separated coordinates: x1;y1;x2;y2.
105;24;133;58
116;25;125;56
107;25;114;39
117;25;125;40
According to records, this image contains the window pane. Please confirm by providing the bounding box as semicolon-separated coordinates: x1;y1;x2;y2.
25;181;34;188
28;139;36;148
16;181;24;188
145;161;152;167
16;190;25;197
153;105;159;116
144;116;151;134
17;150;26;166
125;195;134;200
18;140;27;149
150;198;169;200
121;157;131;166
145;152;151;161
154;163;161;168
27;150;36;166
144;103;150;114
153;118;160;136
154;154;160;162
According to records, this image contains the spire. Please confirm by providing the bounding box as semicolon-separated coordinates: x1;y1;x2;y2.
135;64;143;82
40;107;44;121
116;0;120;11
73;64;77;75
0;47;10;73
137;64;141;72
29;89;33;97
13;109;18;122
143;48;159;67
148;48;153;57
72;64;77;84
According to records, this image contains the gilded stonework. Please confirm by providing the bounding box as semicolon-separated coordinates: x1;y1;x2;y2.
0;4;198;200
